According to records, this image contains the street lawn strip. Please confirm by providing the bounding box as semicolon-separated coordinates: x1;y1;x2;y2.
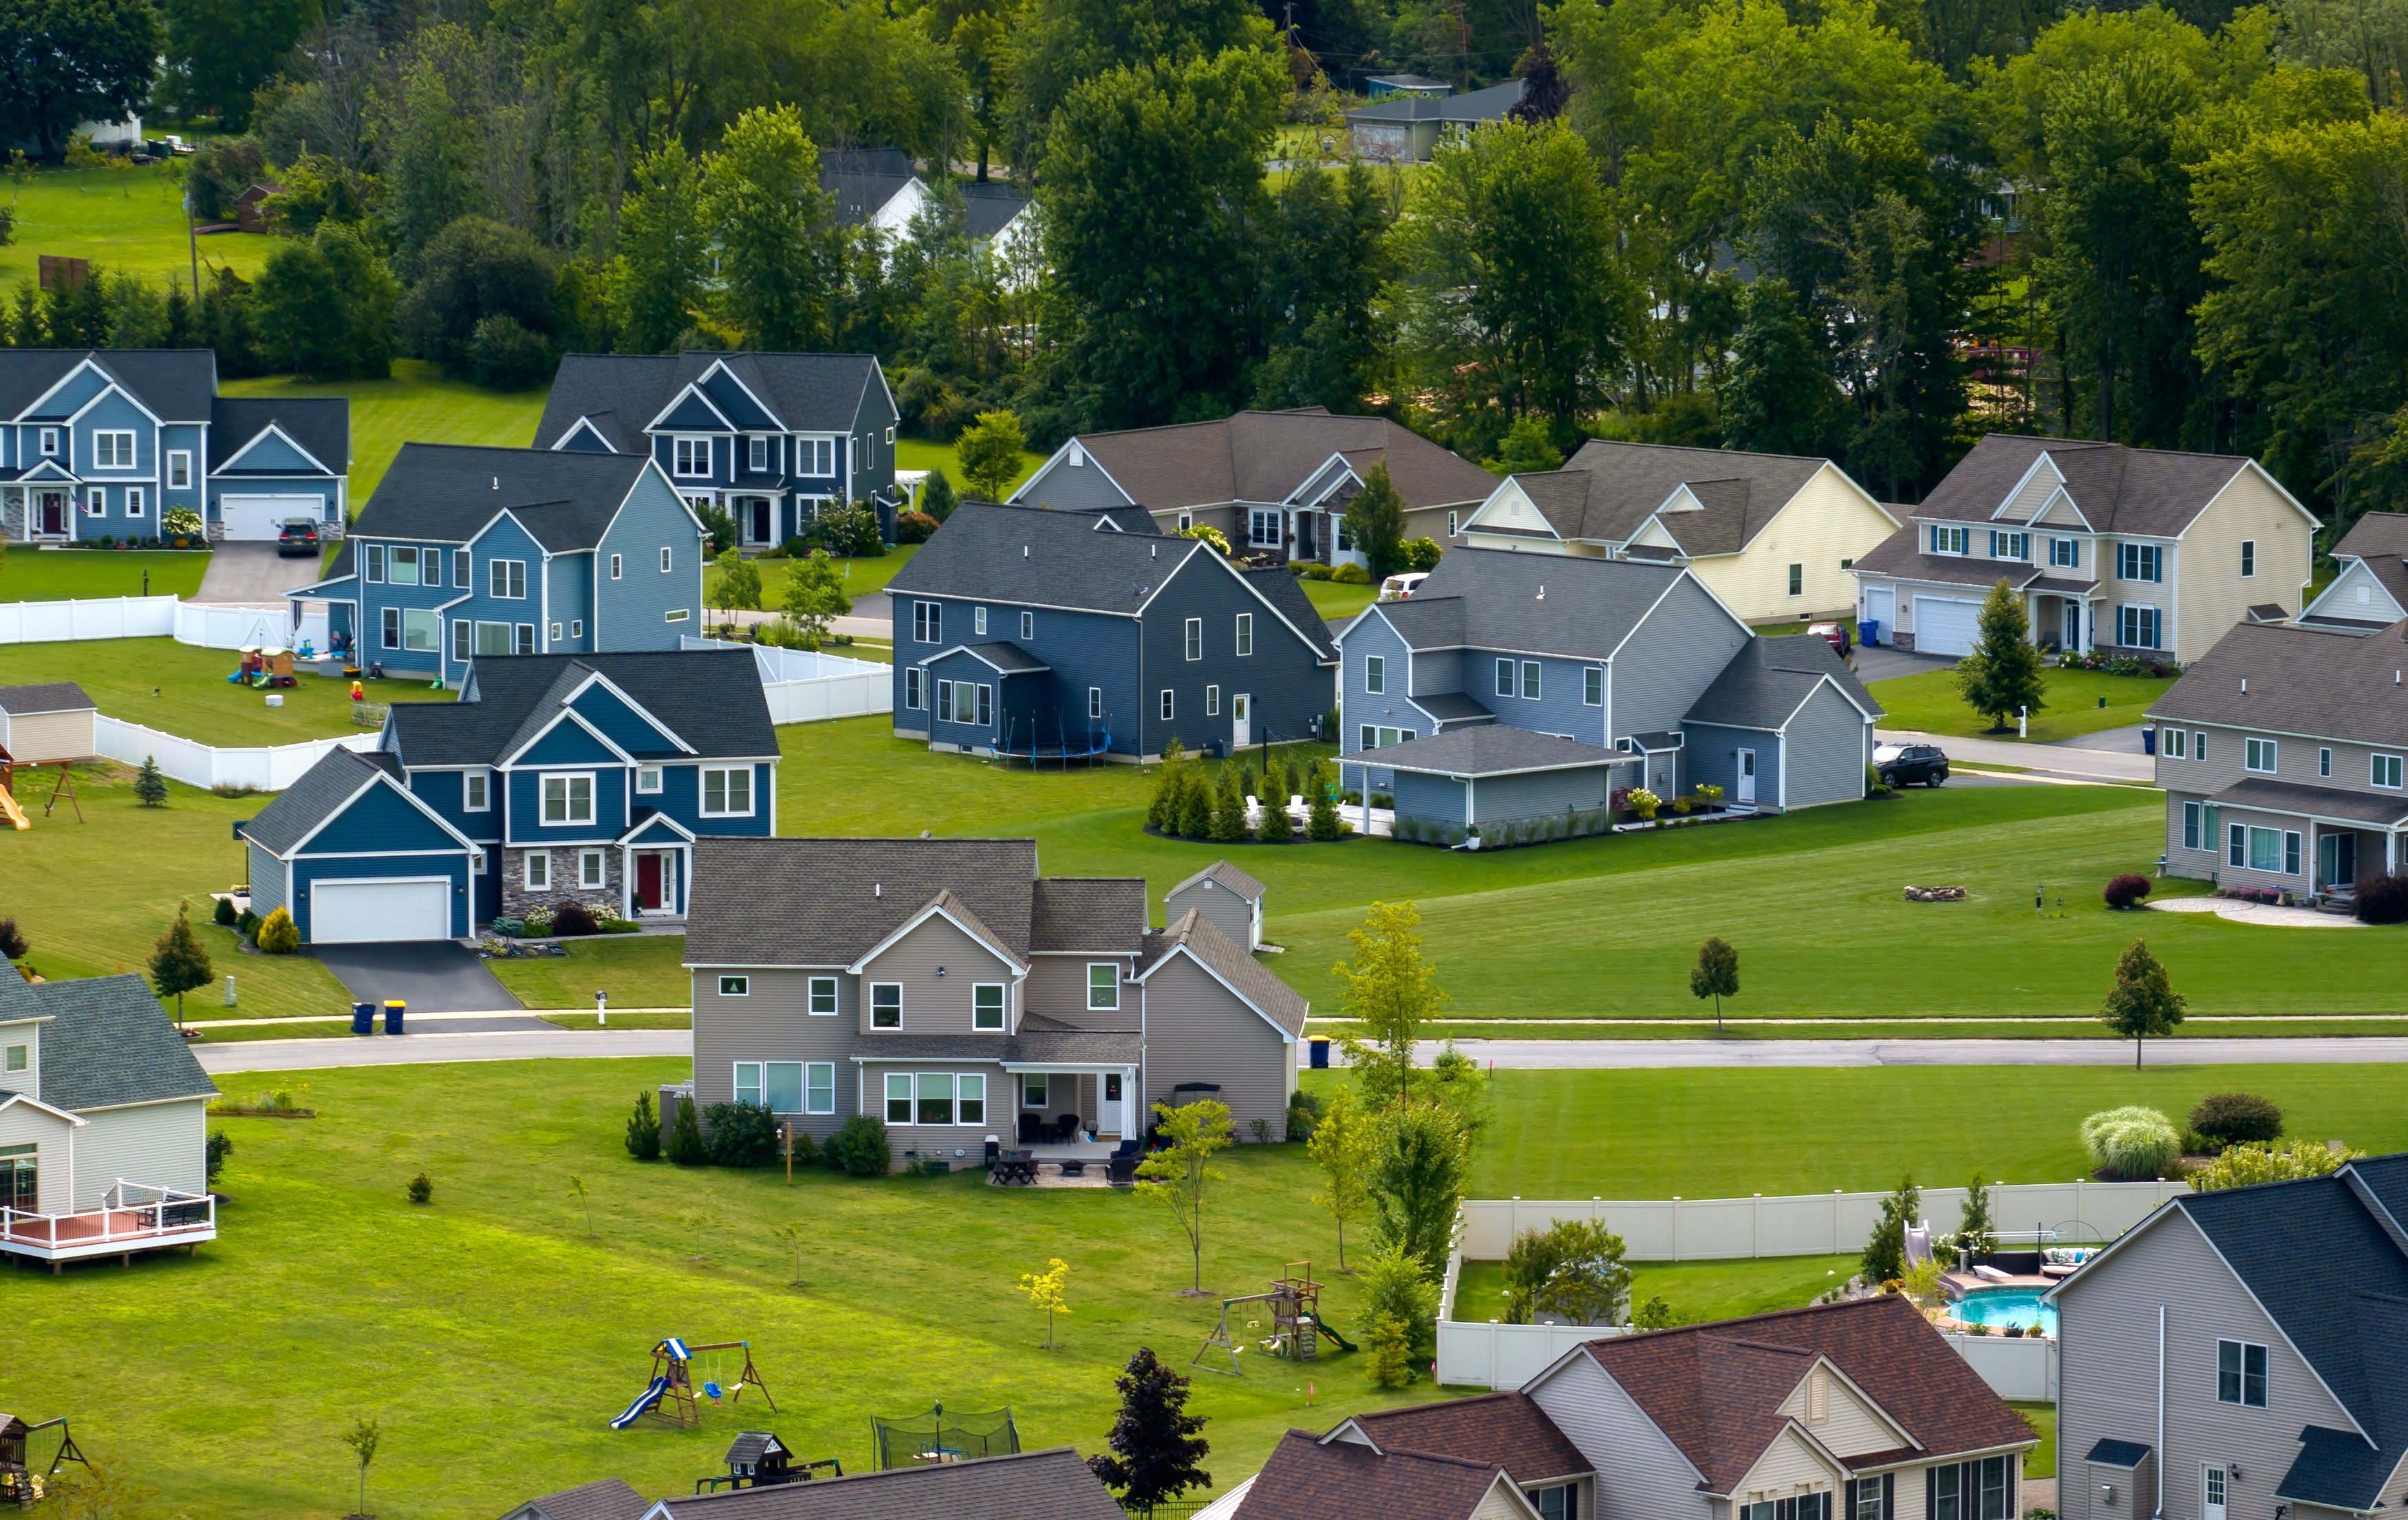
1867;665;2175;744
5;764;354;1020
538;1007;694;1031
222;360;552;504
0;165;279;288
0;636;418;746
1448;1254;1860;1325
14;1057;1439;1519
0;547;211;601
484;934;696;1010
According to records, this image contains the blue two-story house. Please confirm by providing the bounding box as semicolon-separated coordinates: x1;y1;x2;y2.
285;443;705;681
535;352;901;547
1335;548;1882;833
237;650;779;941
885;502;1337;761
1;350;347;544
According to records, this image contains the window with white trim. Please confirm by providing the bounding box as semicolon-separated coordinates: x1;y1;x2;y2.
2164;727;2186;759
1205;685;1219;716
1366;655;1385;694
1236;613;1253;656
402;609;439;653
2376;754;2404;789
913;601;941;643
1020;610;1033;639
885;1072;912;1122
2194;731;2206;760
720;976;750;997
2219;1340;2268;1405
551;621;563;641
1024;1073;1049;1108
388;546;421;586
1788;562;1805;595
472;621;513;656
579;849;605;888
976;683;992;726
1184;618;1203;661
1088;963;1119;1010
91;429;135;468
701;766;753;816
1448;510;1459;537
610;554;623;580
365;543;385;582
2118;605;2160;649
167;450;191;489
2320;747;2332;778
959;1072;985;1124
636;765;663;794
1988;531;2028;561
915;1072;955;1125
2241;540;2256;577
380;606;400;648
2118;542;2163;582
464;771;489;811
1584;667;1603;706
125;486;144;517
1088;687;1104;720
541;773;594;825
802;438;835;475
1249;509;1282;548
974;606;988;636
2246;737;2277;774
570;619;583;639
871;983;902;1028
490;559;526;599
81;489;103;517
1495;657;1514;697
674;436;710;476
748;436;769;471
1927;524;1969;555
665;608;690;623
524;850;551;889
660;546;674;573
2049;537;2081;568
807;1062;835;1113
904;667;924;710
1160;689;1174;720
1521;661;1540;700
809;977;838;1015
38;428;58;457
454;549;471;586
974;983;1005;1030
2182;800;2200;850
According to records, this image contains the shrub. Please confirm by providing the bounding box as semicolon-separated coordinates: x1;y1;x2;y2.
2358;873;2408;924
237;908;261;939
213;896;237;926
2190;1093;2283;1148
1300;563;1333;579
255;906;300;954
1183;524;1233;557
550;901;599;937
2081;1106;2182;1180
2104;874;2152;909
406;1171;433;1204
1356;1243;1439;1373
1628;787;1661;821
0;918;26;960
467;314;555;389
2190;1139;2358;1192
827;1114;891;1176
206;1128;233;1186
163;506;203;537
1502;1218;1631;1325
1285;1087;1322;1142
625;1091;662;1159
704;1100;780;1166
1400;537;1443;572
894;510;938;544
666;1093;707;1165
1331;562;1373;585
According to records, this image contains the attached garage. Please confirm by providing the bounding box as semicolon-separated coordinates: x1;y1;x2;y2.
217;493;325;542
1911;595;1984;658
308;878;453;944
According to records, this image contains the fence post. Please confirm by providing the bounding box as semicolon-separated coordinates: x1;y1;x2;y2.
1834;1188;1843;1254
1753;1193;1762;1258
1671;1197;1681;1262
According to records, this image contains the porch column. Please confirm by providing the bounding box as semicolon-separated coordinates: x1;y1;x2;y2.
2389;831;2398;875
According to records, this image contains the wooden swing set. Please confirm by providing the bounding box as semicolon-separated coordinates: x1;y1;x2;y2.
1192;1261;1353;1376
0;747;81;831
646;1339;777;1429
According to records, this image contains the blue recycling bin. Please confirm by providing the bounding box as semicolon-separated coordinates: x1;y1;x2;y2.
383;999;406;1034
1309;1037;1331;1069
350;1001;374;1035
1858;619;1880;647
2142;727;2157;756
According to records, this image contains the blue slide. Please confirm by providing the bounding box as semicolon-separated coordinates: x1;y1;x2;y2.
610;1376;670;1429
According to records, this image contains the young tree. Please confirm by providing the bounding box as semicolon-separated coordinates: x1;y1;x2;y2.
341;1417;381;1520
1342;462;1409;577
132;755;168;806
1954;579;2046;732
667;1092;707;1165
1356;1242;1441;1381
782;550;851;644
1254;769;1294;842
1018;1256;1073;1349
1135;1098;1234;1294
1333;900;1450;1106
567;1174;595;1237
1086;1347;1212;1510
1503;1218;1631;1325
1690;936;1739;1035
1147;738;1192;831
919;469;960;522
625;1091;662;1159
1859;1175;1920;1285
711;547;762;622
1209;764;1247;843
705;105;839;351
1367;1101;1470;1275
149;899;214;1029
1307;1091;1370;1267
1307;762;1341;840
2100;938;2186;1069
1957;1173;1995;1258
956;409;1026;500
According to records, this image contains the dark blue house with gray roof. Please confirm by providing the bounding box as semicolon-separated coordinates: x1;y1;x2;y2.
238;650;776;941
1337;548;1879;835
885;501;1337;762
535;352;900;548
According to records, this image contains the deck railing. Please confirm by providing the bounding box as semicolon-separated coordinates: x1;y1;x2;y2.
0;1181;216;1255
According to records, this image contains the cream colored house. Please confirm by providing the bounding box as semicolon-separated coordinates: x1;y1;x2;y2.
1456;440;1901;626
1849;436;2316;663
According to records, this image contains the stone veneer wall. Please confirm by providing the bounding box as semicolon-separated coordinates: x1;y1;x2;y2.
502;846;623;921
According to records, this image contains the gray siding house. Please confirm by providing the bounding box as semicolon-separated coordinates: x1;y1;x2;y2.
2147;619;2408;901
682;839;1307;1159
1165;859;1266;951
2297;511;2408;633
2048;1153;2408;1520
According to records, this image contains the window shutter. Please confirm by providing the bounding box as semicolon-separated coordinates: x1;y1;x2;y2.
1843;1479;1856;1520
2006;1459;2016;1520
1926;1467;1936;1520
1882;1473;1893;1520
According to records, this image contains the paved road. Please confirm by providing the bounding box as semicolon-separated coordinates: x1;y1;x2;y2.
197;1027;691;1073
1415;1037;2408;1068
2054;723;2149;755
310;943;524;1013
192;543;308;606
1876;727;2152;784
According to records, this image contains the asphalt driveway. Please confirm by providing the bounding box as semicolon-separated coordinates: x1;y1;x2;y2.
193;543;312;606
1853;644;1956;683
310;942;525;1014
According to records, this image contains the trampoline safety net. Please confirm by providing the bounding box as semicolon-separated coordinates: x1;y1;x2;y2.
870;1403;1021;1470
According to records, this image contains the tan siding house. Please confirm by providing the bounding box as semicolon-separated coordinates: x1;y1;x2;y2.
0;681;98;764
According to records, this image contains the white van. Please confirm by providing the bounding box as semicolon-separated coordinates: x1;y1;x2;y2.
1378;572;1428;602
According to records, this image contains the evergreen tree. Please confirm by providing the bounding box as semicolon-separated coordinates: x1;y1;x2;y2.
1209;764;1247;843
133;755;168;807
1147;738;1190;831
1958;1173;1996;1257
625;1091;663;1159
2100;939;2186;1069
1953;579;2047;731
667;1092;708;1164
920;469;958;522
1174;766;1213;837
1307;762;1341;840
1086;1348;1212;1510
1860;1174;1921;1285
1254;769;1294;842
148;899;214;1029
1342;462;1408;577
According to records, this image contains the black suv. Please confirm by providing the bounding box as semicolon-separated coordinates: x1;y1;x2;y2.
277;518;322;557
1873;742;1949;786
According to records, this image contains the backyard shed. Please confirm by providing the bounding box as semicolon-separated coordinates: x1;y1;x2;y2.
1165;859;1267;951
0;683;97;764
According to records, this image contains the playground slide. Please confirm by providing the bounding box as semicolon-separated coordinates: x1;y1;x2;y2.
0;789;25;831
610;1376;670;1430
1311;1318;1357;1353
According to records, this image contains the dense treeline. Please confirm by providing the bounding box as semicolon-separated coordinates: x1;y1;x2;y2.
6;0;2408;526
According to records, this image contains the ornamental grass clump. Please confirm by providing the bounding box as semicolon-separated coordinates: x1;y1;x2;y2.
2081;1106;2182;1180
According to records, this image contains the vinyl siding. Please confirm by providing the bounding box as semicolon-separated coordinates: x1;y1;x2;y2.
690;967;859;1141
855;915;1019;1036
1468;648;1613;748
1138;555;1333;759
890;598;1143;756
1611;577;1752;739
1413;647;1465;697
1775;1371;1901;1459
2054;1208;2353;1520
1013;451;1138;512
447;512;545;686
304;780;464;854
2003;459;2066;520
568;684;680;756
2178;471;2311;663
1472;1478;1533;1520
2304;559;2403;623
1527;1353;1709;1520
861;1058;1011;1157
0;1100;74;1213
246;841;290;919
2167;798;2313;892
508;764;630;844
1340;610;1419;783
1470;764;1614;823
1392;769;1465;824
69;1097;208;1210
593;471;707;651
1685;722;1779;806
292;854;472;940
1731;1425;1839;1499
1165;881;1255;950
547;553;595;650
1679;464;1898;625
0;709;93;763
2153;720;2406;886
1141;954;1295;1139
1025;954;1138;1027
1780;683;1873;810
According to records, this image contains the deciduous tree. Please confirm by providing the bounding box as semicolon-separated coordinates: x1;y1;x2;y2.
1689;936;1739;1034
781;550;850;643
1307;1091;1369;1267
957;409;1026;500
148;898;213;1029
2100;938;2186;1068
612;140;709;356
1366;1100;1469;1274
1017;1256;1072;1348
705;105;839;352
0;0;161;159
1332;899;1448;1106
1136;1098;1233;1293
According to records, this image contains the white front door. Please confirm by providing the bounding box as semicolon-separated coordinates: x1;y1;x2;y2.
2204;1466;2227;1520
1737;749;1757;804
1232;694;1250;748
1102;1072;1125;1136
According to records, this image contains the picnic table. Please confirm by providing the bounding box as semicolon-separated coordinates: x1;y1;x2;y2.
991;1150;1038;1185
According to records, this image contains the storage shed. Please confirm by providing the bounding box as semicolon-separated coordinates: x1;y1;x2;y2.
0;683;96;764
1165;859;1267;951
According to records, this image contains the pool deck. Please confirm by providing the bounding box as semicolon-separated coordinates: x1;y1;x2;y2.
1944;1270;2054;1294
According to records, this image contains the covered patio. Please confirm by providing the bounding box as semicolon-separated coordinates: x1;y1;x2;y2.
2202;776;2408;904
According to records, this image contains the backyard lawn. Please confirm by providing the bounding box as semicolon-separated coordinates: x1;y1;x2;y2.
720;544;919;612
0;637;432;745
224;361;552;504
1300;577;1378;621
0;547;211;601
1868;665;2177;743
897;438;1043;498
1449;1254;1859;1325
0;164;278;289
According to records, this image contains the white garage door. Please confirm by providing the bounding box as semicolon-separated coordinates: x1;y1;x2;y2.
1913;595;1984;659
219;494;323;542
309;878;451;943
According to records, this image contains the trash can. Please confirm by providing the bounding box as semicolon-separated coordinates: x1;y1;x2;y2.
350;1001;375;1035
1858;619;1879;648
383;998;406;1035
1309;1036;1331;1069
2142;727;2156;756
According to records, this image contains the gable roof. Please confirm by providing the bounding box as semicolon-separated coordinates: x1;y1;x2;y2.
209;397;350;475
1236;1430;1523;1520
237;746;424;857
1349;548;1699;662
687;837;1093;966
1912;434;2281;538
507;1477;652;1520
351;443;653;550
6;973;218;1113
2147;619;2408;748
819;147;920;226
2334;513;2408;561
1358;725;1621;779
1021;409;1494;513
537;354;888;450
0;350;217;422
386;652;775;769
0;681;95;716
1335;1391;1591;1484
1030;877;1150;954
1168;859;1267;903
888;500;1207;615
1140;909;1307;1037
1563;1294;2034;1493
1243;567;1337;659
1345;78;1527;125
645;1447;1122;1520
959;180;1032;241
1494;440;1839;550
1685;636;1882;730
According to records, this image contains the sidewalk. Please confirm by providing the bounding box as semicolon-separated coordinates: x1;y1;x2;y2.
1877;727;2153;784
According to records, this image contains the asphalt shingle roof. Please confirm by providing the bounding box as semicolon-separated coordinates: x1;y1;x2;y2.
1236;1431;1507;1520
351;443;652;550
1345;78;1525;124
819;148;918;226
2083;1439;2152;1468
0;350;217;421
2208;776;2408;827
1910;434;2262;538
387;652;776;769
1338;1392;1591;1484
2148;620;2408;749
1505;440;1835;550
0;681;94;716
1029;878;1149;953
1244;568;1337;659
2334;513;2408;561
889;502;1232;620
10;973;218;1112
1359;725;1620;778
537;353;887;450
238;747;400;856
1409;691;1495;725
1352;548;1695;661
1143;910;1307;1036
649;1448;1123;1520
1684;636;1882;730
1168;859;1267;903
209;396;350;475
1845;530;2075;592
687;837;1049;965
507;1477;651;1520
1033;409;1495;514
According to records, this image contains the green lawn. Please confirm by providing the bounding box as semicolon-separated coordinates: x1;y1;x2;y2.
0;637;423;745
897;438;1043;499
224;360;552;505
721;544;920;613
1450;1254;1858;1325
1869;665;2176;743
486;934;696;1011
1;165;279;291
0;546;211;601
1300;578;1378;621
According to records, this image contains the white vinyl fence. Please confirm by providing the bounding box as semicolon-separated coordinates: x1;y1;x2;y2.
681;636;890;724
0;595;327;653
96;715;379;792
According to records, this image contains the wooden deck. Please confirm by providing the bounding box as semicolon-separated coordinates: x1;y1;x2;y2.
1;1191;217;1267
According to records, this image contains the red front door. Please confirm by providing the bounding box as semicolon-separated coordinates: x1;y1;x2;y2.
39;493;65;535
635;852;665;912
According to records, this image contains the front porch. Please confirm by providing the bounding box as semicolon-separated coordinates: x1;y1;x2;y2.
0;1183;216;1271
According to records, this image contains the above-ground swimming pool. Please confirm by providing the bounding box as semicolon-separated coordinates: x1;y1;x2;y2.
1952;1287;2057;1336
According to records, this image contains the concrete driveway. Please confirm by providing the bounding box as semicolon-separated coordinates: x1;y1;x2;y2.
193;543;313;606
310;942;524;1014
